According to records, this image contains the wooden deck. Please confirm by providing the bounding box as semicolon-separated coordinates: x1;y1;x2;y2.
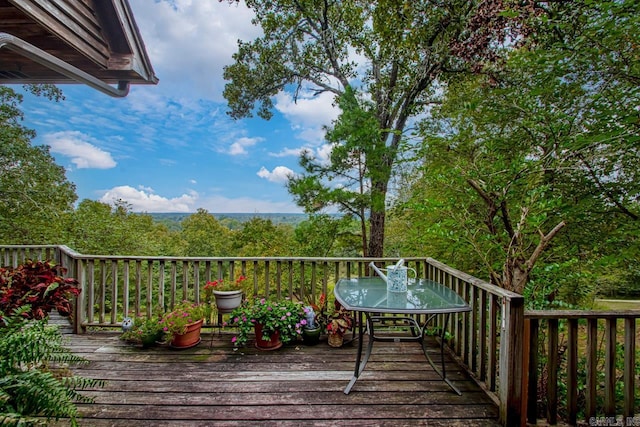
60;328;500;426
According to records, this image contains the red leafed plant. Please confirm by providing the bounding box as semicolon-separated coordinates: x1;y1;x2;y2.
0;260;80;320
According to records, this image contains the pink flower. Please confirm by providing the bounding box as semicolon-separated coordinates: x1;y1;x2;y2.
231;336;237;343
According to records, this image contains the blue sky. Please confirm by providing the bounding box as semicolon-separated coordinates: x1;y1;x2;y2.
17;1;340;213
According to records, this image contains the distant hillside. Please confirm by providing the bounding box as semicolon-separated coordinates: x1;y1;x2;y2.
148;212;311;231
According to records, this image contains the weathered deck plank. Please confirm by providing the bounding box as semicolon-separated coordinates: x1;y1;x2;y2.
62;331;500;426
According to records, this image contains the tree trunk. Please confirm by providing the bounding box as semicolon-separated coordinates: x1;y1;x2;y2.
368;209;385;258
367;176;389;258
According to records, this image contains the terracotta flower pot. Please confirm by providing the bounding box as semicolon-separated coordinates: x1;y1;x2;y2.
170;318;203;349
254;323;283;350
213;290;243;313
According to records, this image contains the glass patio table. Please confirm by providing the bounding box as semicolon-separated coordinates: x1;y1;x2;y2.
334;277;471;395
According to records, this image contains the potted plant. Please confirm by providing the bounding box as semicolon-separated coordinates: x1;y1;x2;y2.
204;275;247;315
120;313;165;348
160;301;206;349
227;297;305;350
301;293;328;345
0;260;80;320
326;304;353;348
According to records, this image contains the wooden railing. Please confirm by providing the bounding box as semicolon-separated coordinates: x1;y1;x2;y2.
0;244;522;426
525;311;639;426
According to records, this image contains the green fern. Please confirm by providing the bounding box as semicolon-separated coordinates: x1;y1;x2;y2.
0;308;104;426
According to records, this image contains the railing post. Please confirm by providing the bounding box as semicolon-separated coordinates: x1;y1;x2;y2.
499;294;525;426
73;257;86;334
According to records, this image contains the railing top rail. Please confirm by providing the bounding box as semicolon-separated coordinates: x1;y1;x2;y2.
0;246;425;263
425;257;523;301
526;309;640;319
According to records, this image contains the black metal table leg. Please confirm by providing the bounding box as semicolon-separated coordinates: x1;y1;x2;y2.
344;310;364;394
421;313;461;395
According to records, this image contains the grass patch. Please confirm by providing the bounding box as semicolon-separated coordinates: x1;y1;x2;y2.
593;299;640;310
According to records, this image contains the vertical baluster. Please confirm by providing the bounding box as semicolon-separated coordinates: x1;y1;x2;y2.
158;260;165;311
146;260;153;316
469;284;478;372
567;318;578;425
454;277;462;357
322;261;328;297
527;318;539;424
87;259;95;324
193;260;200;304
182;261;189;301
623;317;636;422
73;258;85;333
604;318;617;417
204;260;212;283
479;289;488;381
170;260;177;310
287;260;293;299
135;260;142;315
99;259;106;324
461;281;470;365
229;260;235;282
276;260;283;298
265;260;270;296
585;318;598;421
123;260;130;318
546;318;558;425
299;260;305;301
311;260;317;303
488;293;498;392
217;260;223;280
253;260;259;295
111;260;118;324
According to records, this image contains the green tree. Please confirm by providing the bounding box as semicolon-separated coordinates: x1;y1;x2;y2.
294;214;361;257
0;86;76;243
223;0;489;257
393;0;639;299
180;208;233;256
232;217;294;257
68;199;178;256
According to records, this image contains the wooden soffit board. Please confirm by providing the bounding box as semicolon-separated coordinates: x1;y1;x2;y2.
0;0;157;85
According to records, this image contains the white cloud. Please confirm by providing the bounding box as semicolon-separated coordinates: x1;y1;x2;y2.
44;131;116;169
315;143;334;164
129;0;261;101
99;185;197;213
269;147;304;158
257;166;295;184
229;136;262;155
274;91;340;144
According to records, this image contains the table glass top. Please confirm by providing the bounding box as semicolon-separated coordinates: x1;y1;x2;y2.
334;277;471;314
